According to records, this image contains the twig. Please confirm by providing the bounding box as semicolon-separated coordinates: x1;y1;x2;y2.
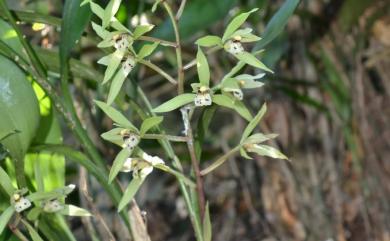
180;107;206;220
137;35;177;48
142;134;188;142
163;2;184;94
138;59;177;85
176;0;187;19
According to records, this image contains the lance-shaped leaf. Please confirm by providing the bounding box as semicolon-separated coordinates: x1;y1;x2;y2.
58;205;92;216
103;49;125;84
133;25;155;39
203;202;212;241
88;1;129;32
197;47;210;86
27;185;75;202
212;94;252;121
91;22;109;39
222;8;258;42
152;93;195;113
138;42;160;59
118;177;144;212
235;73;265;89
0;167;15;196
240;103;267;143
235;52;273;73
240;133;278;159
103;0;122;28
107;67;127;105
0;206;14;234
94;100;138;130
108;148;132;183
195;35;222;47
101;127;125;146
140;116;163;136
246;144;288;160
22;220;44;241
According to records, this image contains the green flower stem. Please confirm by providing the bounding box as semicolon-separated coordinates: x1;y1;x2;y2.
135;86;204;241
200;145;242;176
137;36;177;48
142;134;188;142
163;2;184;94
137;58;177;85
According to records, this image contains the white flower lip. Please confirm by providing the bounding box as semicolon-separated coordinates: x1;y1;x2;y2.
14;197;31;213
121;158;133;172
225;40;244;55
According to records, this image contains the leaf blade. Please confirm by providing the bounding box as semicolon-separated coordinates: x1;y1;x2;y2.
118;178;144;212
140;116;164;136
94;100;137;130
152;94;195;113
108;148;131;183
196;47;210;86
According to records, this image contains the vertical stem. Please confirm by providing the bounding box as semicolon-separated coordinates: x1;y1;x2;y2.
163;2;184;94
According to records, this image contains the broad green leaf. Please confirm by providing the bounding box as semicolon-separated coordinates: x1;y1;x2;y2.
254;0;300;50
108;148;131;183
0;206;14;234
222;8;258;42
196;47;210;86
118;178;144;212
195;35;222;47
0;55;40;173
60;0;91;65
133;25;154;39
235;51;273;73
212;94;252;121
152;93;195;113
59;205;92;216
94;100;137;130
107;68;127;105
137;42;159;59
140;116;163;136
103;0;122;28
0;167;14;195
246;144;288;160
22;220;44;241
203;202;212;241
240;103;267;143
103;49;125;84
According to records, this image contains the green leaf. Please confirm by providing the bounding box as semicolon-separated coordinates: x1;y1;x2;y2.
137;42;160;59
152;93;195;113
59;205;92;216
235;51;273;73
101;127;124;146
240;103;266;143
246;144;288;160
0;55;40;181
203;202;212;241
0;206;14;234
133;25;155;39
195;35;222;47
108;148;131;183
89;2;104;19
222;8;258;42
0;19;24;57
103;0;122;28
22;220;44;241
140;116;163;136
118;178;144;212
27;185;75;202
254;0;300;50
244;133;278;144
60;0;91;65
94;100;138;130
107;67;127;105
103;49;125;84
0;167;15;196
212;94;252;121
196;47;210;86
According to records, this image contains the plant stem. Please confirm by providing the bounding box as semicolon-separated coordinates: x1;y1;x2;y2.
200;145;241;176
181;108;206;220
183;46;222;71
163;2;184;94
137;35;177;48
138;58;177;85
142;134;188;142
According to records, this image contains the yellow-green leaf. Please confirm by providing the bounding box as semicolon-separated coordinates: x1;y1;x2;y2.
140;116;163;136
197;47;210;86
152;93;195;113
235;51;273;73
222;8;258;42
118;178;144;212
108;148;131;183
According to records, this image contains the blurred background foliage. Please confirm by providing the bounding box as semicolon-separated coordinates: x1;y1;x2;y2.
0;0;389;240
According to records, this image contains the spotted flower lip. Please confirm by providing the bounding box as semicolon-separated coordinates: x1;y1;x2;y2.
121;55;136;75
113;33;132;50
12;193;31;213
43;199;64;213
121;131;140;150
193;85;213;107
224;39;244;55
